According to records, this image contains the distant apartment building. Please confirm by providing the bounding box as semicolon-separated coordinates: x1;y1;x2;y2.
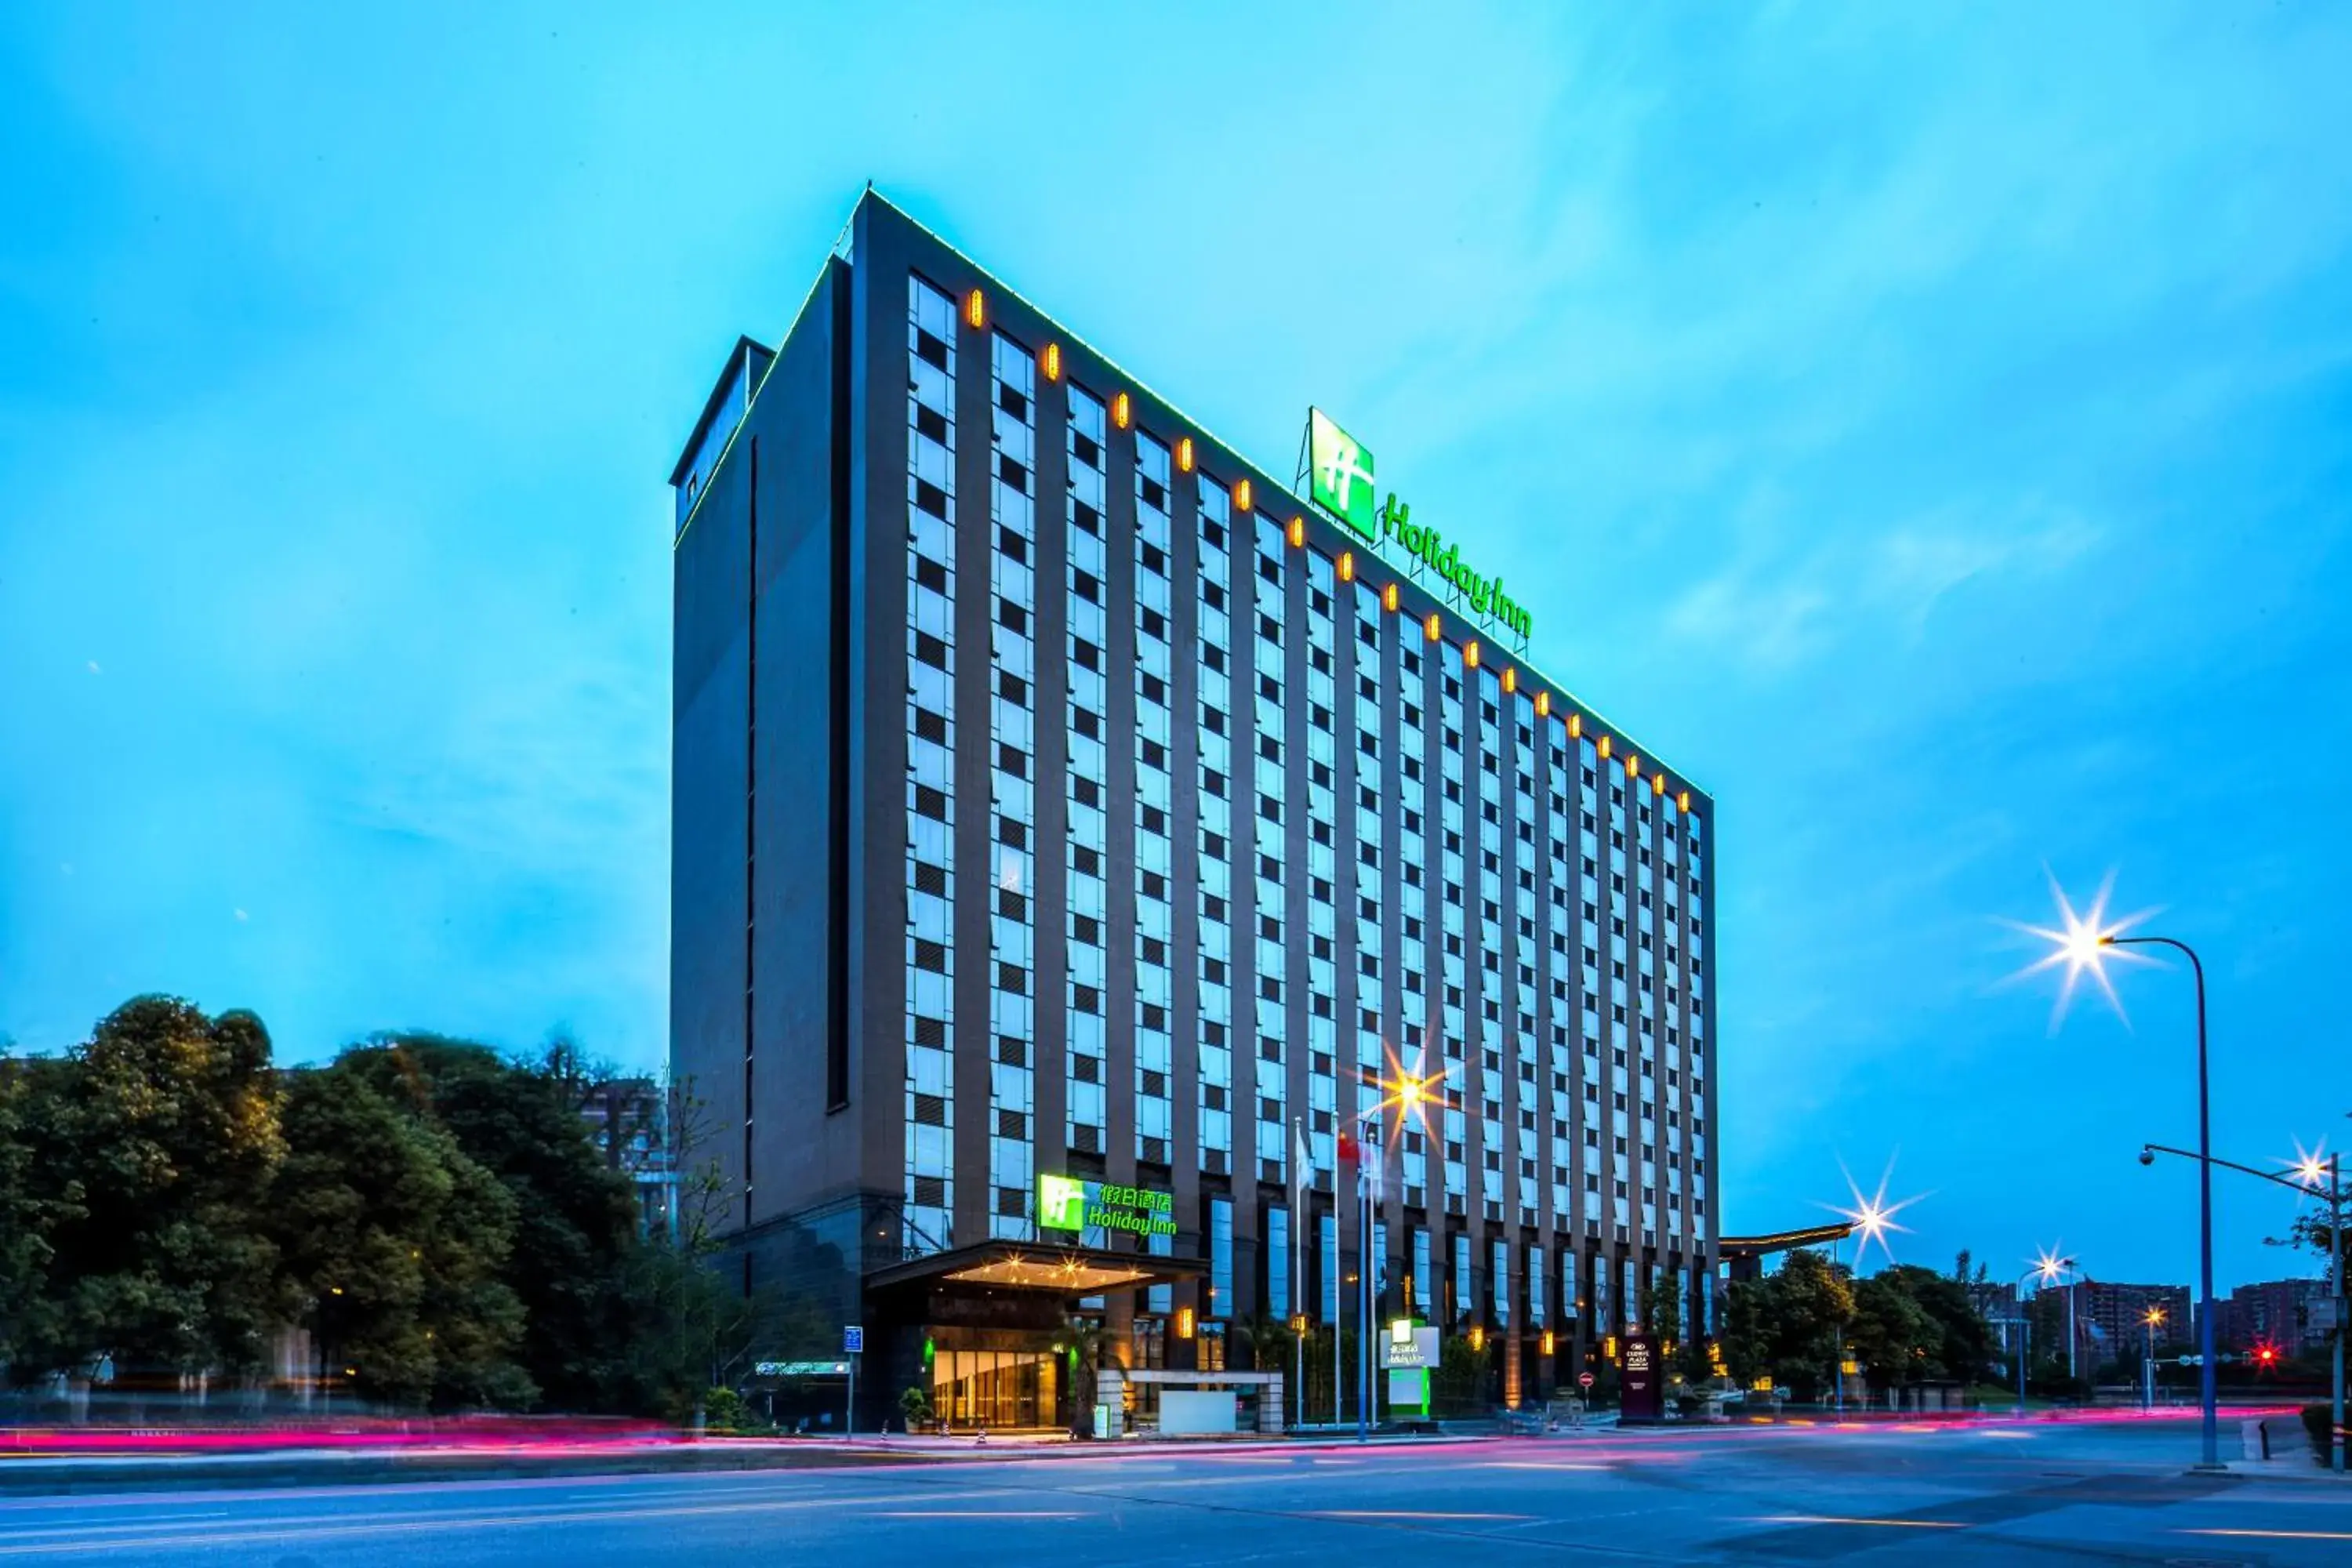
2062;1279;2190;1367
579;1076;678;1237
2213;1276;2330;1356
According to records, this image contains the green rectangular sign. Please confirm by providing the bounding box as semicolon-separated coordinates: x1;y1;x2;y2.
1308;407;1379;541
1302;407;1532;641
1036;1173;1176;1237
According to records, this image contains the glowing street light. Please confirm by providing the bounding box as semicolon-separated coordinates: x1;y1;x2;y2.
1817;1159;1922;1414
2143;1137;2346;1472
1347;1051;1457;1445
2023;877;2223;1470
2142;1305;2167;1411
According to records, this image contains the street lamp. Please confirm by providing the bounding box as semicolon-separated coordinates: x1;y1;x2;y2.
1354;1058;1451;1443
2143;1306;2165;1411
1824;1163;1915;1416
2013;1250;2076;1408
2141;1139;2346;1474
2027;891;2222;1471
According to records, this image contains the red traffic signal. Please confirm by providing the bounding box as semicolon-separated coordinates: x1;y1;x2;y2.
2254;1344;2279;1367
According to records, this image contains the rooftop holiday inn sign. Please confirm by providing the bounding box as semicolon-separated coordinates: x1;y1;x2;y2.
1306;408;1534;642
1038;1174;1176;1237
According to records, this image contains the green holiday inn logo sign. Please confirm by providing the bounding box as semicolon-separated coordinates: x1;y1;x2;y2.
1038;1173;1176;1237
1305;406;1533;642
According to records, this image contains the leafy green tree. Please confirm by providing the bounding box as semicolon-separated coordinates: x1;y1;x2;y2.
1718;1276;1769;1388
271;1061;533;1410
1640;1272;1715;1383
27;997;286;1379
341;1035;641;1410
1716;1249;1853;1400
0;1058;57;1371
1849;1272;1938;1388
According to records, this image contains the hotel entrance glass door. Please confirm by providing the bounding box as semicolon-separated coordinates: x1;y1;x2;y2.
931;1349;1059;1429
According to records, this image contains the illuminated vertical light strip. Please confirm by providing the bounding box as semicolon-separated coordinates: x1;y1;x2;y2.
986;328;1038;1240
1039;341;1061;382
1382;582;1399;613
1133;427;1177;1200
1176;436;1195;473
1112;391;1132;430
1235;477;1253;512
1396;607;1431;1243
1065;384;1112;1169
1196;477;1236;1191
1287;515;1306;548
1250;507;1294;1246
964;288;985;329
904;274;960;1254
1474;662;1506;1240
1437;648;1470;1231
1302;544;1343;1290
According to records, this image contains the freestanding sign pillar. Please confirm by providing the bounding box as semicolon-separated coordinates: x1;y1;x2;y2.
1620;1334;1664;1423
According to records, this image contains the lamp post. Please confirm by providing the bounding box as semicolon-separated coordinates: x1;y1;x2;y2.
2141;1140;2346;1474
2016;1256;2067;1412
2031;902;2222;1471
2100;932;2220;1470
1353;1062;1450;1444
2143;1306;2164;1411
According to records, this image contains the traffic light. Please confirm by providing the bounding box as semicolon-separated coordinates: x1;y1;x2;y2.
2254;1343;2279;1370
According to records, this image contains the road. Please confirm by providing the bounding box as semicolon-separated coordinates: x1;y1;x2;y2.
0;1417;2343;1565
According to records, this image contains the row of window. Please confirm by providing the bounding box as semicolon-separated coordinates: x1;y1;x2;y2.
903;270;1711;1257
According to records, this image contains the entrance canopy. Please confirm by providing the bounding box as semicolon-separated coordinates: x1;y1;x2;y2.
1719;1221;1855;1282
868;1239;1207;1298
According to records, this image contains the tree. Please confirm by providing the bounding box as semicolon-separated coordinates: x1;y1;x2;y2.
341;1035;641;1410
270;1061;532;1410
1063;1316;1109;1434
1849;1272;1938;1388
1640;1272;1713;1383
27;997;287;1381
0;1057;56;1373
1715;1249;1853;1400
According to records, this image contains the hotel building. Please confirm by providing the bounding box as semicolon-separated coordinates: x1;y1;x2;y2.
670;191;1718;1429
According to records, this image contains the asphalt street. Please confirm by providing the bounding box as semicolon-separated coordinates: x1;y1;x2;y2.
0;1418;2344;1566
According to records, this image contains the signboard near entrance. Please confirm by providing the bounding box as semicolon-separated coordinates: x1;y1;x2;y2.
1381;1324;1440;1370
1037;1173;1177;1237
1619;1334;1664;1421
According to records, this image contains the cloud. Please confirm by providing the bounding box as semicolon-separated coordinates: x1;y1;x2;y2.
1662;499;2104;672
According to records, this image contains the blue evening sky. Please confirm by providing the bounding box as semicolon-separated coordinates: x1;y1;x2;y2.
4;5;2347;1296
